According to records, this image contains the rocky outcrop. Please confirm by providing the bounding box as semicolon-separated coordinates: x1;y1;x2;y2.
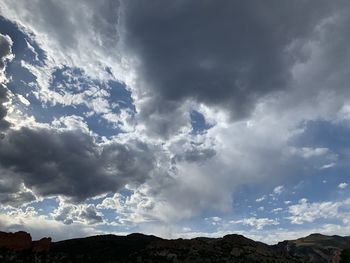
0;231;51;252
273;234;350;263
0;231;32;251
32;237;52;252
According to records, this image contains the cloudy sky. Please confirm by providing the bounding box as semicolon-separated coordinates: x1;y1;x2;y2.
0;0;350;244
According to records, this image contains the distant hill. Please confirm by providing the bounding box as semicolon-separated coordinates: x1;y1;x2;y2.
273;233;350;263
0;231;350;262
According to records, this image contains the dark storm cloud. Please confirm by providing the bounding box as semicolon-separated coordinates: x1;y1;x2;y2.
0;191;36;207
0;34;12;133
122;0;343;121
0;127;156;202
0;167;36;207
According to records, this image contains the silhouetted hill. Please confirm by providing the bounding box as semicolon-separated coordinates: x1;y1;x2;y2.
51;233;162;260
0;231;350;262
50;233;300;262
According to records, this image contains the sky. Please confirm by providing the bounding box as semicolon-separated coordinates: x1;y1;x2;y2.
0;0;349;244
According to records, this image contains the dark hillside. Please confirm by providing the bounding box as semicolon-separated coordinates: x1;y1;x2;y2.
0;231;350;262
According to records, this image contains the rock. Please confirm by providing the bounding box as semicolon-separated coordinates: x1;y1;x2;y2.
0;231;32;251
32;237;52;252
0;231;51;252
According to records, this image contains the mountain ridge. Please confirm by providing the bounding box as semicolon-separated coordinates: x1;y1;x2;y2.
0;231;350;262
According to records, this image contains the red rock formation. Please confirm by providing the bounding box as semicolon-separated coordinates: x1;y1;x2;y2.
32;237;52;252
0;231;51;252
0;231;32;250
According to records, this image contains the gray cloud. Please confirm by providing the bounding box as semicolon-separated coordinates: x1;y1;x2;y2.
136;97;191;138
0;84;10;133
170;139;216;164
53;202;103;225
15;0;120;51
0;34;13;133
0;0;122;80
0;127;156;202
79;205;104;224
178;148;216;164
0;168;36;207
0;34;12;70
52;203;75;225
121;0;344;135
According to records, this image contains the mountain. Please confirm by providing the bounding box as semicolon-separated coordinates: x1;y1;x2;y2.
0;231;349;262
